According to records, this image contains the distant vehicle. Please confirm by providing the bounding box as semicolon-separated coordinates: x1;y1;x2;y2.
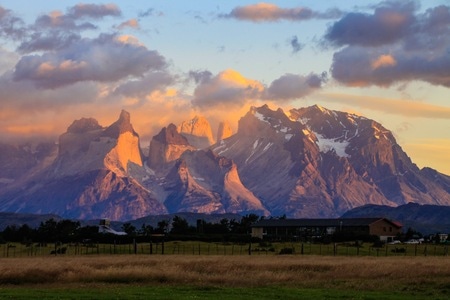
388;240;401;245
404;239;420;244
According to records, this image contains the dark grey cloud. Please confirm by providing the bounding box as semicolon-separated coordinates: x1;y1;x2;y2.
331;46;450;87
16;3;123;55
325;1;416;47
290;35;303;54
0;6;26;40
327;1;450;88
265;72;327;100
32;3;121;32
17;32;81;54
13;33;167;89
221;3;343;22
34;14;97;31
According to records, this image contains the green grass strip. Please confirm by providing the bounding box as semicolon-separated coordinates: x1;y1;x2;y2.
0;285;446;300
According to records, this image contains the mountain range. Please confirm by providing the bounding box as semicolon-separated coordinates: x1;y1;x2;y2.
0;104;449;221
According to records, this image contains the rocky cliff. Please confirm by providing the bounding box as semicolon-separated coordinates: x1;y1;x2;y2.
178;116;215;149
1;104;449;221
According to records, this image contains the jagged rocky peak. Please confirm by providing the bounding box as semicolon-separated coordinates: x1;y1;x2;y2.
290;105;369;139
148;123;195;170
217;121;233;142
67;118;102;134
154;123;190;145
103;109;137;138
178;115;215;149
238;104;301;139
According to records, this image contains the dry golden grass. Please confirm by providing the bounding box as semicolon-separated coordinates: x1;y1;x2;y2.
0;255;449;293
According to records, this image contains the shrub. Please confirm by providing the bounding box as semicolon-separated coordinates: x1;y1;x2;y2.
279;247;295;255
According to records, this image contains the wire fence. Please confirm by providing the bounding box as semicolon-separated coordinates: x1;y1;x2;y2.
1;241;449;258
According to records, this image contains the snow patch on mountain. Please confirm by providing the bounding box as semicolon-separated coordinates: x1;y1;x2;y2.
253;110;270;124
314;132;350;158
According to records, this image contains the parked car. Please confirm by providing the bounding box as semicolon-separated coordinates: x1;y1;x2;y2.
404;239;420;244
388;240;402;245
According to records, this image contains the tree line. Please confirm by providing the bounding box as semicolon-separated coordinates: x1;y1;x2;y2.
0;214;262;244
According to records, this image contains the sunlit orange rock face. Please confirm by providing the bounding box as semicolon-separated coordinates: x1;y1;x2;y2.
178;116;215;149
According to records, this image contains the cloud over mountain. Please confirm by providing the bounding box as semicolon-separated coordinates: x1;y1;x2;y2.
266;72;327;101
326;1;450;87
192;69;264;108
191;70;327;108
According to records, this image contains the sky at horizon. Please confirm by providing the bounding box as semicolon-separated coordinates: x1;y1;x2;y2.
0;0;449;174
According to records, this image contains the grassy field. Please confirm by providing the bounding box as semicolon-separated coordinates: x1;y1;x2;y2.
0;255;449;299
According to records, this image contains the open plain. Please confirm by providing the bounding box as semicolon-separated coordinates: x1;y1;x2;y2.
0;255;449;299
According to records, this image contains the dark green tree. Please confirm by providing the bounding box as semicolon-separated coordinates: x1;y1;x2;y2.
139;223;153;236
122;223;136;236
56;220;80;242
170;216;190;235
37;218;58;242
156;220;169;234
